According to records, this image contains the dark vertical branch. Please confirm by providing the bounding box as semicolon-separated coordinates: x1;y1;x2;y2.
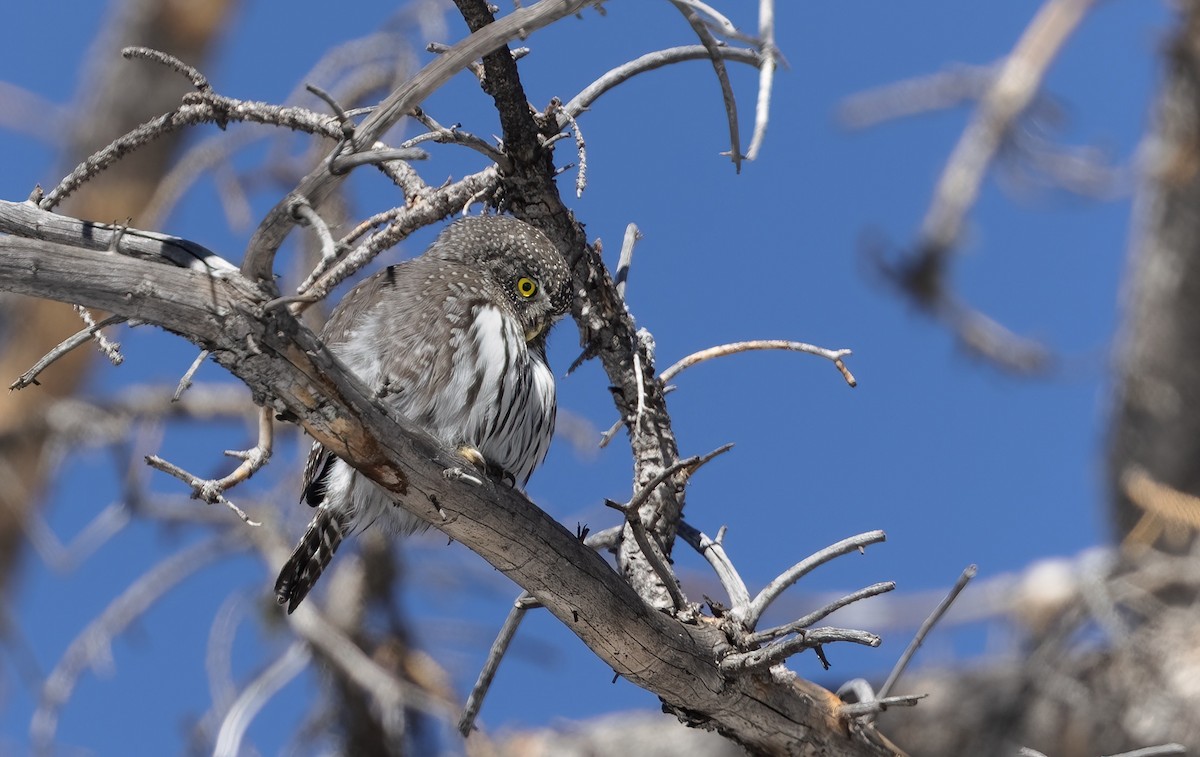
1108;0;1200;551
451;0;688;610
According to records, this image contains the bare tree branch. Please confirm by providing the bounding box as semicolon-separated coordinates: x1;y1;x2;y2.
0;206;901;756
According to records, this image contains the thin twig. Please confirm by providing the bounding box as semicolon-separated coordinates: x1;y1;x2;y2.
632;350;646;433
615;222;640;301
408;107;508;165
297;165;500;304
173;350;209;401
740;530;887;630
628;444;735;515
40;99;343;211
607;444;735;613
72;306;124;366
305;83;352;126
457;591;539;736
213;642;311;757
661;340;856;387
678;520;751;612
329;146;429;174
561;107;587;197
561;45;761;122
876;564;977;700
671;0;738;35
293;197;344;293
719;627;881;674
670;1;743;171
460;524;629;734
839;65;997;130
747;582;896;645
146;455;261;525
10;315;128;390
745;0;777;161
121;46;210;91
838;694;924;719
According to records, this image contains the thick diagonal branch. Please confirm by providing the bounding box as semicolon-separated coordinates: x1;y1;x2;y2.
0;214;901;756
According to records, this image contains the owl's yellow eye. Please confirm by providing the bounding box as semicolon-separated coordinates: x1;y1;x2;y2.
516;277;538;298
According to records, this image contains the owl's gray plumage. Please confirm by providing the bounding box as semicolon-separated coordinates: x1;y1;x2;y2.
275;216;572;613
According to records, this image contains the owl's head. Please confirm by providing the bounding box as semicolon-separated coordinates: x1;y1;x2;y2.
432;216;573;343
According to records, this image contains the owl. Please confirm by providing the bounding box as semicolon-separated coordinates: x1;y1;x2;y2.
274;216;573;613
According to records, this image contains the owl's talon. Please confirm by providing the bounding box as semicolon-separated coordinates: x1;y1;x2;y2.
444;466;484;486
456;445;517;487
491;465;517;488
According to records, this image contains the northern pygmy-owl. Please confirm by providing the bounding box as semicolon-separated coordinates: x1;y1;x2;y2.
275;216;572;613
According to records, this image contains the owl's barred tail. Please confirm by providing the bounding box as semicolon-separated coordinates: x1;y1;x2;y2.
274;509;348;614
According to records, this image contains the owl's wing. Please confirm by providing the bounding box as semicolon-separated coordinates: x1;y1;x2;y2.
298;261;428;508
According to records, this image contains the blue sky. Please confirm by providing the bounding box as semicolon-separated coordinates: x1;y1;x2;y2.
0;0;1173;753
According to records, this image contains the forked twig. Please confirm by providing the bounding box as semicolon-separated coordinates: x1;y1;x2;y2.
607;444;735;612
747;581;896;645
720;627;881;674
738;530;886;630
145;407;274;525
11;314;129;390
918;0;1097;254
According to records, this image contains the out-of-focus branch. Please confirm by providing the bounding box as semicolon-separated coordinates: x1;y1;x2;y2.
876;0;1095;374
31;534;245;754
0;0;237;601
1108;0;1200;549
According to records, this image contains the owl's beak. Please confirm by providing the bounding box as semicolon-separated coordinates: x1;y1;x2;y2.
525;321;545;342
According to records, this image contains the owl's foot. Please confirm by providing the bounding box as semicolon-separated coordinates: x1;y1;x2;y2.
457;446;517;488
